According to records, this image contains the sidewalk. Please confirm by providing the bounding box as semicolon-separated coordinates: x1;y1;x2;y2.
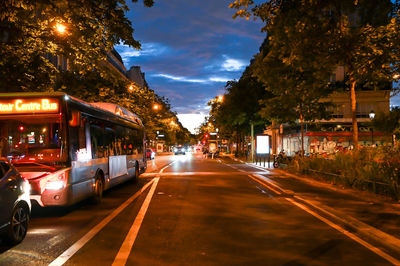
226;156;400;259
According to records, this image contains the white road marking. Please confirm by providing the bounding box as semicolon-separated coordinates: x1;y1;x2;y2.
48;179;156;266
248;175;282;195
249;174;400;265
287;198;400;265
160;161;175;173
112;177;160;266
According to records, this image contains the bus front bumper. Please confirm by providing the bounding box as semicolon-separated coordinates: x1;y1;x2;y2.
30;186;71;207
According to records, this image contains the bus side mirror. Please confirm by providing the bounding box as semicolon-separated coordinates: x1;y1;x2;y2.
69;111;80;127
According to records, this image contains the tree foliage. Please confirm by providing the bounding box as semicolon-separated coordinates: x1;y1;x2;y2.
0;0;151;91
231;0;400;150
0;0;191;145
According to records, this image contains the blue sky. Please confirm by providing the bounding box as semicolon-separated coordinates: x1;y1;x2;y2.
115;0;265;133
115;1;400;132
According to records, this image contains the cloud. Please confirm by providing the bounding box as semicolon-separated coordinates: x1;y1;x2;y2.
152;73;230;84
119;0;265;114
115;43;170;66
222;57;246;72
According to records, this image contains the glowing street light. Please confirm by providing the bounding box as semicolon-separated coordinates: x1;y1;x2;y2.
153;104;160;110
128;85;134;91
369;110;375;145
55;23;66;35
394;74;400;80
217;95;224;102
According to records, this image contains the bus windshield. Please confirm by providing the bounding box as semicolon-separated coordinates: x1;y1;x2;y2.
0;116;67;165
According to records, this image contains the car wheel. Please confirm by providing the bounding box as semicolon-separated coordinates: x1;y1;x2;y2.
6;204;29;245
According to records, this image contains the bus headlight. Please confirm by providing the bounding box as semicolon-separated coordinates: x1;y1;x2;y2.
45;171;67;190
45;180;65;190
21;180;31;194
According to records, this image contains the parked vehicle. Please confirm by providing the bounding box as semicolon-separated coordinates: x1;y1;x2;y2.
146;148;155;160
0;160;31;245
273;151;289;168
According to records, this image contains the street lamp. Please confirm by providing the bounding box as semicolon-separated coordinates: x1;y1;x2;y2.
55;23;66;35
369;110;375;146
153;104;160;110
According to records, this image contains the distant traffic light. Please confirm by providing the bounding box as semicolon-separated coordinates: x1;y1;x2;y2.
202;140;206;144
204;133;209;139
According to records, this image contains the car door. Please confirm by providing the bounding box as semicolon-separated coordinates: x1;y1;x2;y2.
0;162;16;229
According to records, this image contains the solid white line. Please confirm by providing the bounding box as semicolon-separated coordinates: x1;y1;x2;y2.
286;198;400;265
112;177;160;266
248;174;400;265
48;179;155;266
248;175;282;195
160;161;175;174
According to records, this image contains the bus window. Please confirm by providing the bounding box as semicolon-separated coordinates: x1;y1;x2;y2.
104;126;116;156
90;121;105;158
69;115;88;161
0;117;67;164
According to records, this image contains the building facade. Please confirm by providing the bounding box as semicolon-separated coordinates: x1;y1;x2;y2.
271;90;391;156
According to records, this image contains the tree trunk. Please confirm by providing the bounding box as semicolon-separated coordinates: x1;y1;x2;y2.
350;80;358;150
300;114;304;158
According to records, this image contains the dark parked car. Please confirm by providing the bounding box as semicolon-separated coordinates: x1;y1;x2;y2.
174;146;186;155
0;160;31;245
146;148;155;160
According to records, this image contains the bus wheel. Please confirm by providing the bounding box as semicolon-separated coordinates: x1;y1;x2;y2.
133;164;139;184
93;175;104;203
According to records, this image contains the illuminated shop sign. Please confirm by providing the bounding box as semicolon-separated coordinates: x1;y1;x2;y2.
0;98;59;114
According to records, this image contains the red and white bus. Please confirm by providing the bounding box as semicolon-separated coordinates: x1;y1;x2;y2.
0;93;146;207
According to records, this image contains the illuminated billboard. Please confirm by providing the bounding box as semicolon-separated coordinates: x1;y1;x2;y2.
256;135;270;154
0;98;59;114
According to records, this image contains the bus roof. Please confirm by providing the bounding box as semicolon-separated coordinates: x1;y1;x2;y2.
0;92;143;127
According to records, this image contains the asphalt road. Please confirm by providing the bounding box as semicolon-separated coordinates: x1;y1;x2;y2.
0;153;398;265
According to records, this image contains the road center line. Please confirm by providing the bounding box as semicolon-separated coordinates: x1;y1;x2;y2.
112;177;160;266
48;179;156;266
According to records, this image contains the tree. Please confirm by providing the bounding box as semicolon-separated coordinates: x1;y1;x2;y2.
208;66;270;156
0;0;153;91
372;107;400;145
248;1;336;156
230;0;400;150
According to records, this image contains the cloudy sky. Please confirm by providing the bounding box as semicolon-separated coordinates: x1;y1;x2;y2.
115;0;265;133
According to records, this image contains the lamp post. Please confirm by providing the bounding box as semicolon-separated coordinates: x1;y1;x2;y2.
369;110;375;146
